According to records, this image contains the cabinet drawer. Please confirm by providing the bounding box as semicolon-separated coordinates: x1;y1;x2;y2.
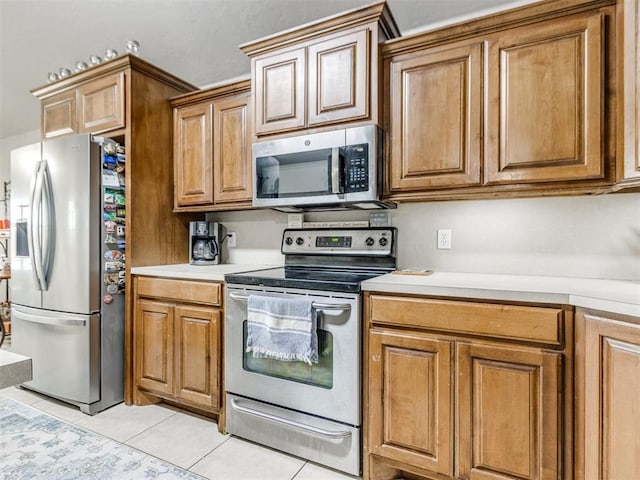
369;295;564;346
137;276;221;306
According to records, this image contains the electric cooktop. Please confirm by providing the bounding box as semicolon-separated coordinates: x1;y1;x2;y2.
225;227;397;293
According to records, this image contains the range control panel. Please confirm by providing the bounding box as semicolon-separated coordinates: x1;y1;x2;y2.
281;228;395;256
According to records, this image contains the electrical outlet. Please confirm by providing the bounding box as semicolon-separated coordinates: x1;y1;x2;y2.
437;229;452;249
227;231;236;248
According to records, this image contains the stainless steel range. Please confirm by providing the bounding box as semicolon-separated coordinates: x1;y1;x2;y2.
224;227;397;476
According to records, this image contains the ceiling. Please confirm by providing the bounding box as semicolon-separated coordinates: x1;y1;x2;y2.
0;0;534;140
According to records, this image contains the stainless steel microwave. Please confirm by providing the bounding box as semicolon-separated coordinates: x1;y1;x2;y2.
252;125;393;211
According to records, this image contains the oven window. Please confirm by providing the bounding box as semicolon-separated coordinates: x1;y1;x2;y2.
242;321;333;389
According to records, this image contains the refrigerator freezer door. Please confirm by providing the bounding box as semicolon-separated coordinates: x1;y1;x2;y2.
41;134;101;314
10;142;43;309
11;304;100;405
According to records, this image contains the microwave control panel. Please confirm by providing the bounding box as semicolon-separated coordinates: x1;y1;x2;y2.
344;144;369;193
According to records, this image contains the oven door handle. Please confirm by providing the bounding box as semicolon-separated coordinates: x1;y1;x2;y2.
229;291;351;312
230;399;352;439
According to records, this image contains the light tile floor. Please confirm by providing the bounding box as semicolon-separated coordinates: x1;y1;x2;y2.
0;384;358;480
0;336;357;480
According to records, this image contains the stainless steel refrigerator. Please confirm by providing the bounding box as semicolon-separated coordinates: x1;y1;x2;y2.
10;134;125;414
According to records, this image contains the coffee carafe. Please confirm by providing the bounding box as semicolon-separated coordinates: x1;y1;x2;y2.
189;221;221;265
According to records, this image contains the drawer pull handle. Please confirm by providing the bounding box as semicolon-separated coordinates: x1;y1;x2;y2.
230;399;352;439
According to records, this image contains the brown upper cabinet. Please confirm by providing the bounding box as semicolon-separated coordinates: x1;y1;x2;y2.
383;0;627;201
171;79;253;212
619;0;640;187
240;1;400;137
387;41;483;191
76;72;125;134
37;69;126;139
41;90;77;139
484;12;604;186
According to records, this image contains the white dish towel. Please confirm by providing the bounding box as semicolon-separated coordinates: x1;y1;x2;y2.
246;295;318;365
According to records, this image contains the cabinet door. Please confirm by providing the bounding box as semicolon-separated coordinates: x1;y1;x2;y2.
174;305;221;409
368;328;453;476
485;13;604;184
77;72;125;134
212;92;253;204
307;29;368;126
580;314;640;480
254;48;306;135
388;42;482;191
134;299;174;396
42;90;77;139
174;102;214;207
622;0;640;180
456;341;561;480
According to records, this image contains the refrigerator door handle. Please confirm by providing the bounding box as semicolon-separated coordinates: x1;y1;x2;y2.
40;160;55;288
16;309;87;328
29;160;46;291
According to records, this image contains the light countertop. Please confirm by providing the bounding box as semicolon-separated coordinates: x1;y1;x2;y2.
131;265;640;317
0;350;32;389
363;272;640;317
130;263;278;282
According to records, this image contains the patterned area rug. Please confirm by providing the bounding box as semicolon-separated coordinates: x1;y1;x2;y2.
0;397;206;480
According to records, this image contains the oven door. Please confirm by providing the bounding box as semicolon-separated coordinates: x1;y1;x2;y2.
224;285;361;426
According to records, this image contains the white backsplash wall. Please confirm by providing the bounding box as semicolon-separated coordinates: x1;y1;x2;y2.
209;192;640;281
207;209;289;266
393;193;640;281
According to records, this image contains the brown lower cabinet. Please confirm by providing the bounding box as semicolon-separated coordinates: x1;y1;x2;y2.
133;276;223;426
364;293;572;480
575;309;640;480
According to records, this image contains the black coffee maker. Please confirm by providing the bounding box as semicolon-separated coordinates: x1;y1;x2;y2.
189;221;221;265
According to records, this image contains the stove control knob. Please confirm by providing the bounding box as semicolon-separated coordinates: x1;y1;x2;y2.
365;237;375;246
285;236;293;246
379;237;388;247
296;237;304;246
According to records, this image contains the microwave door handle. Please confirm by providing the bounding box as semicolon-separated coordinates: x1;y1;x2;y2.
330;147;342;194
